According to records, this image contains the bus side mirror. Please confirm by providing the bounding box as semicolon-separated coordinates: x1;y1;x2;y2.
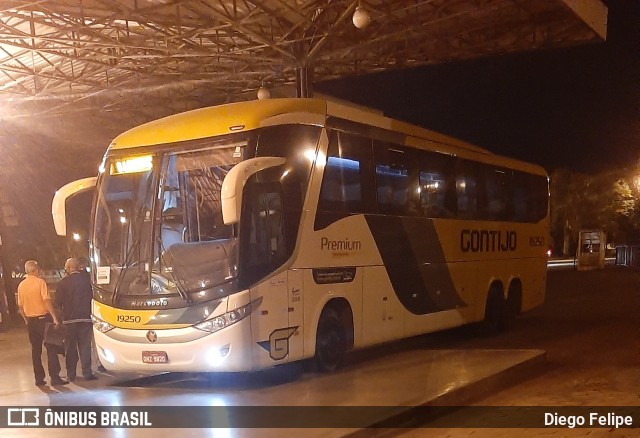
52;177;97;236
221;157;286;225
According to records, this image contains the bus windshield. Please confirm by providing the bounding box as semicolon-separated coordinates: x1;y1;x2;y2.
91;125;321;304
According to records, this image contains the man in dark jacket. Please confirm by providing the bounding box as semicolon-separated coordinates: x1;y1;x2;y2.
55;258;96;381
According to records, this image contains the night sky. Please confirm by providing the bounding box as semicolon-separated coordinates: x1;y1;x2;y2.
317;0;638;173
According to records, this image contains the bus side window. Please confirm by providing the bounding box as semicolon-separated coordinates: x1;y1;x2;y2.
511;171;529;222
529;174;549;222
318;131;374;215
374;142;417;216
455;160;478;219
484;166;510;221
417;151;455;218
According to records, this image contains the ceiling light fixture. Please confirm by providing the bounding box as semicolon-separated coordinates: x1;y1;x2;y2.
257;86;270;100
352;4;370;29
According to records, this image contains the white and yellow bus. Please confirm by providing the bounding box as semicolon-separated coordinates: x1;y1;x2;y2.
53;98;549;373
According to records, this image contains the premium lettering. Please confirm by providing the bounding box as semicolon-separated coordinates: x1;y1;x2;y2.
460;230;517;252
320;237;362;251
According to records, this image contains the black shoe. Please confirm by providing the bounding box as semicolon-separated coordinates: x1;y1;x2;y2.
83;374;98;381
35;380;46;386
50;378;69;386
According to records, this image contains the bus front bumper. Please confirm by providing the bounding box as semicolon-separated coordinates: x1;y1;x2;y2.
94;317;254;373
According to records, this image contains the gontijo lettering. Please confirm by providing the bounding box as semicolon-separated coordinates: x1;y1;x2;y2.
460;230;517;252
320;237;362;251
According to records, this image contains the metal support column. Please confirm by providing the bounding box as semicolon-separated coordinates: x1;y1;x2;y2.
0;125;16;328
295;66;313;98
0;210;15;328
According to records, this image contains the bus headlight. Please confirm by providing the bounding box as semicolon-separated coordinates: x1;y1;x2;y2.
195;298;261;334
92;315;115;333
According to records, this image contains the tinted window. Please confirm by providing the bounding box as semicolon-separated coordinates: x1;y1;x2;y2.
484;166;511;221
520;172;548;222
318;131;374;214
239;182;286;288
418;152;456;218
256;124;321;201
315;128;548;224
374;143;415;215
455;160;479;219
257;125;322;255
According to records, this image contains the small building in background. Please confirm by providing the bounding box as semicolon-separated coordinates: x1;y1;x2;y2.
576;230;606;270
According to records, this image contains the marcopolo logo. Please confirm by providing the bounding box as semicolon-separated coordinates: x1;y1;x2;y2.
460;229;517;253
130;298;169;307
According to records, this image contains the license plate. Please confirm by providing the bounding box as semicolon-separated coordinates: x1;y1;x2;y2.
142;351;168;364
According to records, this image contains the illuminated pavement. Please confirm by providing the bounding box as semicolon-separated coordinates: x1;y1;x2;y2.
0;324;544;437
546;257;616;269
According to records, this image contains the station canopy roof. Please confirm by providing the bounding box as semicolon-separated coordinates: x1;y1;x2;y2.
0;0;607;121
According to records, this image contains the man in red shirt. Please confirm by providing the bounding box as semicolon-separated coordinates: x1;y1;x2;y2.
17;260;68;386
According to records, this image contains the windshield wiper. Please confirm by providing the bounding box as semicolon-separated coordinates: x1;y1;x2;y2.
112;182;154;304
112;230;142;305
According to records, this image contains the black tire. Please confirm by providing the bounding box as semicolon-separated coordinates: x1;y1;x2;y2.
315;307;346;372
505;282;522;329
482;287;507;334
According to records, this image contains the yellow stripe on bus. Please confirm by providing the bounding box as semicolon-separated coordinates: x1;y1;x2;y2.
94;301;192;330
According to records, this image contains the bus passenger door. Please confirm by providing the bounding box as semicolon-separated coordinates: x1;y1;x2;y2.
242;181;292;367
287;269;304;362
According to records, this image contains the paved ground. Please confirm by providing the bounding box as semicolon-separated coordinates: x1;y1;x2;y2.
0;267;637;437
385;267;639;437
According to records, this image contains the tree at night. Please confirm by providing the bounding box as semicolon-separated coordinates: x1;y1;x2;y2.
550;167;640;255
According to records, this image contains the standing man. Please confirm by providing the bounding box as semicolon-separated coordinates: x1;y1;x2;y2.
55;257;96;382
17;260;67;386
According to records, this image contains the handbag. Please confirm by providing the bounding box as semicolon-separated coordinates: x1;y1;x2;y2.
44;322;66;356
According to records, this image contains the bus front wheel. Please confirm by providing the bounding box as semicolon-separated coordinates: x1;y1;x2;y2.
315;307;346;372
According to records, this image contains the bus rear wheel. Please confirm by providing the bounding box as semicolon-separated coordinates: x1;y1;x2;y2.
505;281;522;329
482;285;507;334
315;307;346;372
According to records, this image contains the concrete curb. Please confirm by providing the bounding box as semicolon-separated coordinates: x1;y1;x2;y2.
344;350;547;435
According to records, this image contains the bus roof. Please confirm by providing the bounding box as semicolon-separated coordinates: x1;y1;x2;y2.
109;98;326;150
109;98;546;176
